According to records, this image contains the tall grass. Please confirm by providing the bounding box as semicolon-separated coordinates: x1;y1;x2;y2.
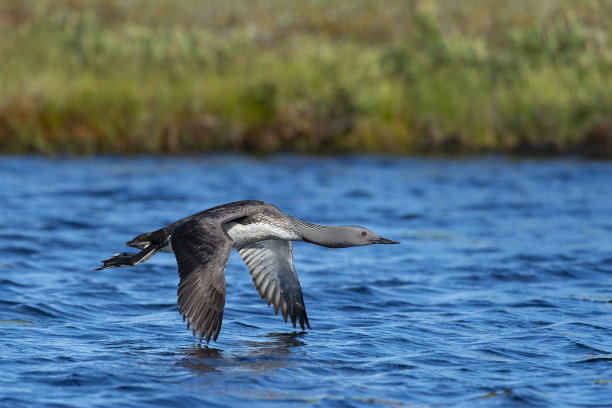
1;0;612;156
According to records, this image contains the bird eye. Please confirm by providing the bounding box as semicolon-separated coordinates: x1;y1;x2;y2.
361;232;367;236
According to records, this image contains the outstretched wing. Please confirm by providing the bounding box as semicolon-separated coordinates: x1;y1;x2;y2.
171;218;232;343
238;240;310;330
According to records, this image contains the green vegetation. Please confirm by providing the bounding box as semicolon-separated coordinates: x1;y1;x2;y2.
1;0;612;156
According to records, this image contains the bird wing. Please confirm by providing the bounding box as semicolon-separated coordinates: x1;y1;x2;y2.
171;218;232;343
238;240;310;330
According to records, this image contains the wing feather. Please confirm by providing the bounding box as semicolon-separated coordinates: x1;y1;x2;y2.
171;218;232;343
238;240;310;330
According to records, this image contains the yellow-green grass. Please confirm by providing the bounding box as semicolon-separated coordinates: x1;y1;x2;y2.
1;0;612;156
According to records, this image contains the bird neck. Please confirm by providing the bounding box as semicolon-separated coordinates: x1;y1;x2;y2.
296;221;351;248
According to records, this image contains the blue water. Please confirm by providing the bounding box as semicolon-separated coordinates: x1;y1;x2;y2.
0;155;610;407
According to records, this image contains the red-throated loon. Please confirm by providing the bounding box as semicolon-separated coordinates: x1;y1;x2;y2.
95;200;399;343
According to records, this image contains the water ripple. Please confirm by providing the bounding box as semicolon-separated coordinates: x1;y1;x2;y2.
0;155;610;407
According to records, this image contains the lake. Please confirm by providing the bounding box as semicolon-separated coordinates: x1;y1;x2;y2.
0;155;610;407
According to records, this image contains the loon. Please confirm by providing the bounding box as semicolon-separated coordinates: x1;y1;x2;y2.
95;200;399;343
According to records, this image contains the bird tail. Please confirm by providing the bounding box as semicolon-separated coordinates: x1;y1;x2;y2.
94;245;158;271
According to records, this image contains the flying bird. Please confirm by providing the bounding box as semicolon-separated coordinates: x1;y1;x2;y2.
96;200;399;343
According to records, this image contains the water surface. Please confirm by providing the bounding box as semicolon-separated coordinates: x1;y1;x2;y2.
0;155;610;407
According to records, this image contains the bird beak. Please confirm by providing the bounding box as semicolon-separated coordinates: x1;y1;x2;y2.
373;237;400;244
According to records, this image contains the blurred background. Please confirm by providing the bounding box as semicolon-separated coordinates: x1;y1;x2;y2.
1;0;612;157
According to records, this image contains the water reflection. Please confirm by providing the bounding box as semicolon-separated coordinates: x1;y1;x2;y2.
178;332;306;375
242;332;307;354
179;346;224;374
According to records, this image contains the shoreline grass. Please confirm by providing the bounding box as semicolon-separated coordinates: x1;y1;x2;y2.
1;0;612;157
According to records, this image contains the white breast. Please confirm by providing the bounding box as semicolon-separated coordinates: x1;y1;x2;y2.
225;222;299;247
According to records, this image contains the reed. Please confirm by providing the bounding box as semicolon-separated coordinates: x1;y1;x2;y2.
1;0;611;156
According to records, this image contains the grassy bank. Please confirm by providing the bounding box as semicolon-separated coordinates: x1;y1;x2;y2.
1;0;612;156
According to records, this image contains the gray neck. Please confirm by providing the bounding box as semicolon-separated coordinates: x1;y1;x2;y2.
293;219;353;248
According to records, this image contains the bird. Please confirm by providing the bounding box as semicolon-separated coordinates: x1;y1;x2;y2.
95;200;399;343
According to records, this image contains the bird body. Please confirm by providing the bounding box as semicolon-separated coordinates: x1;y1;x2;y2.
225;218;302;247
96;200;398;343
